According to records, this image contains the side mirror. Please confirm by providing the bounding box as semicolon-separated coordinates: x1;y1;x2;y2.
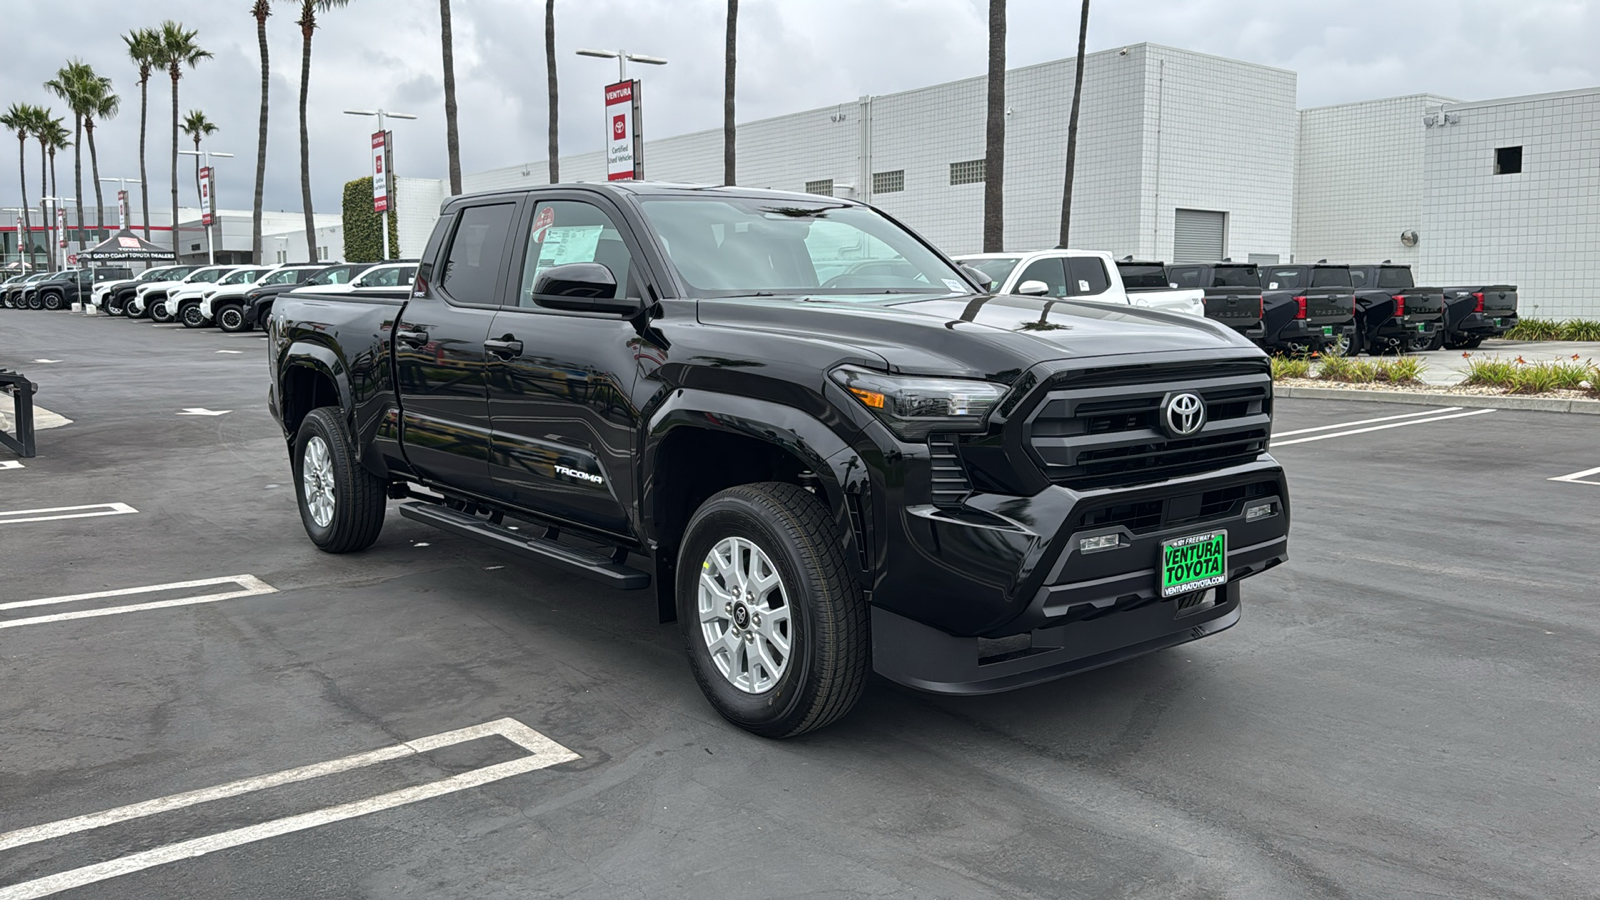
1017;280;1050;297
531;262;641;316
959;265;993;291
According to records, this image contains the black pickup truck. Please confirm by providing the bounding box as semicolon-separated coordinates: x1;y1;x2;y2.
1348;263;1445;354
268;183;1290;737
1256;263;1358;356
1166;263;1265;340
1438;284;1518;349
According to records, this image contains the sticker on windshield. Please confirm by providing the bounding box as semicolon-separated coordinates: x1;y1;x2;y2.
530;206;556;244
942;278;966;294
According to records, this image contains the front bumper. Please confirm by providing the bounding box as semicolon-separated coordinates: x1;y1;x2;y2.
869;458;1289;693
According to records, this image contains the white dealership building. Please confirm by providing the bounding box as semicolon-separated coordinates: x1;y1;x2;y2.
392;43;1599;320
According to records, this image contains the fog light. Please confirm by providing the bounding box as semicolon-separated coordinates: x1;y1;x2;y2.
1245;502;1278;522
1079;533;1123;553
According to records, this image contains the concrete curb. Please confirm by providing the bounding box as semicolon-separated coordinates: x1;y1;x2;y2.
1278;385;1600;415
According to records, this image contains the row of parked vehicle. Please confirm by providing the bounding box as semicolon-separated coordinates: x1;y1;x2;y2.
953;249;1519;356
0;259;419;331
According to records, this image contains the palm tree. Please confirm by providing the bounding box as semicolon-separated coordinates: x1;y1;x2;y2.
440;0;462;194
251;0;272;264
44;61;97;250
294;1;352;262
982;0;1006;252
182;110;218;205
545;0;558;182
157;21;212;264
31;109;55;270
81;71;120;242
2;104;43;271
43;117;71;214
724;0;737;185
124;28;162;239
1058;0;1090;247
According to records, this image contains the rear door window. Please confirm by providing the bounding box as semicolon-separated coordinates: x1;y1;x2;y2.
440;203;517;305
1349;268;1369;288
1014;257;1068;298
1210;266;1260;289
1377;266;1415;289
1311;267;1352;288
1067;257;1111;296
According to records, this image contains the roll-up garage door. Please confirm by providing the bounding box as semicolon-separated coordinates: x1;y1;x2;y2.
1173;209;1226;263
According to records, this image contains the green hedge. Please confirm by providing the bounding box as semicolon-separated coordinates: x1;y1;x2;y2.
342;177;400;262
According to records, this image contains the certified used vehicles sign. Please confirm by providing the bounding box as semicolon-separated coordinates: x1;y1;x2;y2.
1161;531;1228;597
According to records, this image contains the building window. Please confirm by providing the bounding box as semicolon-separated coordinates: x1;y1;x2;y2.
949;159;986;186
872;170;905;194
804;179;834;197
1495;146;1522;175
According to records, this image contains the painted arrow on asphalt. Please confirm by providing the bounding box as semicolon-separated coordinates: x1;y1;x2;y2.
33;359;62;364
178;408;232;417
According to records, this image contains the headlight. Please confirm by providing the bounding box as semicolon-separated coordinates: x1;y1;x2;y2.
831;365;1005;440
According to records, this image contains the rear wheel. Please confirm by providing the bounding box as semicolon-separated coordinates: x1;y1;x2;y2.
293;407;387;553
216;304;247;333
677;482;869;738
180;303;206;328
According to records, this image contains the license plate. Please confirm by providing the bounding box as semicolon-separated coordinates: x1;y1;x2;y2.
1495;318;1503;327
1322;326;1334;337
1417;323;1427;332
1161;531;1228;598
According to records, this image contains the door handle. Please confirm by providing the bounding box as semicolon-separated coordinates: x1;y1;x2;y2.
484;337;524;359
395;328;429;347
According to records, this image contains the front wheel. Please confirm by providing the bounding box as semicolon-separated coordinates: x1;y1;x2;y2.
180;304;207;328
216;304;248;333
677;482;869;738
293;407;387;553
150;301;173;323
26;293;44;310
42;291;63;311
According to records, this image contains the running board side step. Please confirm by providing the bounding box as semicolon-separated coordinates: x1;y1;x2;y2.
398;502;650;590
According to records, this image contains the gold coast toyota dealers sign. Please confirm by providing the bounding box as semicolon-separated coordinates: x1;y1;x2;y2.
605;80;643;181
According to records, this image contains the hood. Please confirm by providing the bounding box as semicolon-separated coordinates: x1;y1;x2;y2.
695;291;1256;381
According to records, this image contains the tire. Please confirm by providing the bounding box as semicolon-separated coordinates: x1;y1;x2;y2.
676;482;868;738
217;304;247;333
42;291;63;311
106;295;126;316
180;303;206;328
27;293;44;310
293;407;387;553
150;300;173;323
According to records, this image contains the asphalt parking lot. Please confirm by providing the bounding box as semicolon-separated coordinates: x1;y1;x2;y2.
3;312;1597;900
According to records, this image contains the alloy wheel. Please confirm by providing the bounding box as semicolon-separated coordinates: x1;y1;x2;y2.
301;435;336;528
697;536;793;694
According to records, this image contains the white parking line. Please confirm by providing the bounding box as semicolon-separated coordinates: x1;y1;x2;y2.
1548;465;1600;487
1274;407;1462;438
0;575;275;629
0;503;138;526
0;718;578;900
1273;408;1496;447
0;461;21;471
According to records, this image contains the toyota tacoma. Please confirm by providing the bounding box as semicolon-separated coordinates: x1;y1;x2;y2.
268;183;1290;737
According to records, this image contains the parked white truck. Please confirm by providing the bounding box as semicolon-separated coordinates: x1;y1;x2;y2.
954;249;1205;318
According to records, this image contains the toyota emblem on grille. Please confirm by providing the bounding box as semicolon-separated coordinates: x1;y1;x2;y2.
1162;392;1206;438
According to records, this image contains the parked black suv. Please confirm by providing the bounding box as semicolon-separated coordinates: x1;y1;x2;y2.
269;183;1290;737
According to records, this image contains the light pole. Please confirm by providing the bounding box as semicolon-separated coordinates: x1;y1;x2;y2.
99;176;143;231
574;48;668;82
344;109;417;262
179;150;233;264
40;196;75;271
1;207;29;272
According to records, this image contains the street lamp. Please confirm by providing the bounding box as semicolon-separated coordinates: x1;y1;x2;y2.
99;176;143;231
40;195;75;272
344;109;417;262
178;150;233;264
575;48;668;82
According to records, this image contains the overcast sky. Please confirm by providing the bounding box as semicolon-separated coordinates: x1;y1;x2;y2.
1;0;1594;217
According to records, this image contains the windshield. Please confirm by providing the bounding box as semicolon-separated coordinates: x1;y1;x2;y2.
1117;263;1170;290
307;266;356;285
957;257;1023;291
186;268;229;283
220;269;264;285
1261;268;1306;291
1377;266;1414;289
1311;266;1352;288
639;197;971;296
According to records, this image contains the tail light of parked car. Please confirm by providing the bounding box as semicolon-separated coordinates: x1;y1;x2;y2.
1293;296;1307;319
1392;295;1407;316
1473;291;1485;313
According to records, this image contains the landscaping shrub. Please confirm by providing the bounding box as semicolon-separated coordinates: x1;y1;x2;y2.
1561;319;1600;342
1314;355;1425;386
1462;355;1599;394
1270;355;1311;380
1502;318;1600;341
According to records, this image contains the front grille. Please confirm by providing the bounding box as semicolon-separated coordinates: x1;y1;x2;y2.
1072;481;1277;535
1026;366;1272;489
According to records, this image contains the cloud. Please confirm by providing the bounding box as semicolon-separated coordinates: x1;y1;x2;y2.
0;0;1593;215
